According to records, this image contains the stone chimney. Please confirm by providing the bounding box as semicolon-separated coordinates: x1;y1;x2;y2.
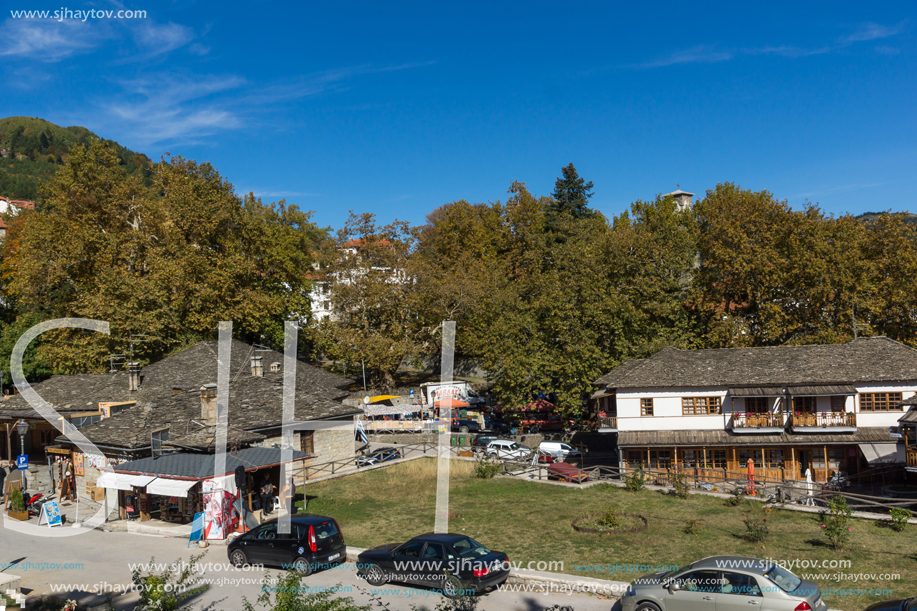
270;362;281;373
665;189;694;212
251;355;264;377
200;383;218;426
128;362;141;392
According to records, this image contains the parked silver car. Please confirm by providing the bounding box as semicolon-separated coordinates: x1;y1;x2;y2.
622;555;827;611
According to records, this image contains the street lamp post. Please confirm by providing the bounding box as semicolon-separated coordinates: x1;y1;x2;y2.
16;419;28;487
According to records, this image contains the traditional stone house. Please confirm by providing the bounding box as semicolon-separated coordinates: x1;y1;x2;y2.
592;337;917;482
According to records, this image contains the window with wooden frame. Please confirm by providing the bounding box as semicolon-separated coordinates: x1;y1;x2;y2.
682;396;722;415
300;430;315;455
625;450;645;467
828;448;844;470
712;449;727;468
859;392;903;412
745;397;768;413
812;448;826;469
830;396;846;413
792;396;815;413
767;449;784;468
738;448;764;467
640;398;654;416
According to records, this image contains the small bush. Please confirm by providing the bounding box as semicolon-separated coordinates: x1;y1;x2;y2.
889;507;910;532
9;487;26;512
473;456;502;479
670;471;689;499
246;572;368;611
624;464;645;492
726;488;744;507
131;552;210;611
821;496;852;550
684;519;702;536
599;507;622;529
743;516;770;543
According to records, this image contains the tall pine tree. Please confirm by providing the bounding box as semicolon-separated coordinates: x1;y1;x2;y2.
547;163;596;230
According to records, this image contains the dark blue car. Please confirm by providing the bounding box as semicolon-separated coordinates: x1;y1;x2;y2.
355;446;402;467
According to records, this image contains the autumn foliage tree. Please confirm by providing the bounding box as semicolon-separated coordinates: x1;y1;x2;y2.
1;140;324;374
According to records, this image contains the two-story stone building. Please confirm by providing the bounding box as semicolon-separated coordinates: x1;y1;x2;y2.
592;337;917;482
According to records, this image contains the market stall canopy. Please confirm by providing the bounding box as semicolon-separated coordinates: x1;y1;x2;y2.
434;398;470;409
146;478;198;498
518;398;555;412
363;403;421;417
96;473;156;491
858;443;903;465
368;395;401;403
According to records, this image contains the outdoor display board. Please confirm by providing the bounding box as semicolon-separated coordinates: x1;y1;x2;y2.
74;452;84;476
38;501;63;527
202;480;237;540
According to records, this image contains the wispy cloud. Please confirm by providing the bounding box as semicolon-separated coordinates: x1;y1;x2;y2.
132;21;194;56
625;21;906;70
839;22;903;44
0;19;97;61
630;45;732;69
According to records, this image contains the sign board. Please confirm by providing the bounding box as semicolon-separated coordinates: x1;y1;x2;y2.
188;512;205;547
3;479;21;510
46;446;70;455
74;452;84;476
38;501;63;527
889;426;902;439
16;455;27;470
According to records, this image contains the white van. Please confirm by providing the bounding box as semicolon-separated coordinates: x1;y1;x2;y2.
537;441;583;461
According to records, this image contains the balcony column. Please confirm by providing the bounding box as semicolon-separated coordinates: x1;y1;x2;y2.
790;446;795;481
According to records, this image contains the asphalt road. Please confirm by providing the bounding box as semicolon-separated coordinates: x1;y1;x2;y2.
0;522;616;611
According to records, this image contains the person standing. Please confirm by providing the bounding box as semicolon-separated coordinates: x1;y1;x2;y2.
259;473;274;516
0;461;7;506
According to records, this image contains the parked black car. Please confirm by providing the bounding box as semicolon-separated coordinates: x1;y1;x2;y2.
865;598;917;611
356;447;403;467
357;533;509;598
451;419;483;434
228;515;346;575
471;435;501;452
482;419;509;434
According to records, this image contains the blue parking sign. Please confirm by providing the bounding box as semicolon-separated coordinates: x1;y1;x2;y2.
16;455;28;470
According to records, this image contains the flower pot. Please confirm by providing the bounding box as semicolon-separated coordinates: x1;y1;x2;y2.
7;509;28;521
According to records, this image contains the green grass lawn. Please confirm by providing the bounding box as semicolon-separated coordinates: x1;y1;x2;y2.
296;459;914;610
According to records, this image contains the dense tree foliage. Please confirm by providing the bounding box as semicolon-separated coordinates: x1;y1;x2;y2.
0;141;324;374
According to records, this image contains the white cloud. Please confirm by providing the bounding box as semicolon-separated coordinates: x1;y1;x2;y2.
0;19;98;61
132;21;194;56
632;45;732;69
839;22;904;44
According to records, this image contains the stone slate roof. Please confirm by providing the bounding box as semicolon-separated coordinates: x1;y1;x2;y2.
168;424;265;451
0;339;353;420
594;337;917;390
115;447;310;479
618;427;894;447
64;370;361;450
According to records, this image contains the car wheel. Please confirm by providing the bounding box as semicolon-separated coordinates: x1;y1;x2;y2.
442;573;466;599
364;563;388;586
230;549;247;568
635;603;661;611
460;426;469;433
292;557;313;576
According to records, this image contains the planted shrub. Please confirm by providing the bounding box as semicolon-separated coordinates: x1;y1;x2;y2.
131;552;210;611
473;456;502;479
670;470;689;499
743;516;769;543
889;507;910;532
822;495;852;550
624;464;646;492
684;519;702;536
9;487;26;512
599;507;622;529
726;488;744;507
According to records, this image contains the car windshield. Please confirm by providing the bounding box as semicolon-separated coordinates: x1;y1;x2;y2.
452;537;490;559
763;565;802;593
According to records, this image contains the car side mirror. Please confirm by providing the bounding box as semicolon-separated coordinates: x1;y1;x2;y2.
667;582;681;594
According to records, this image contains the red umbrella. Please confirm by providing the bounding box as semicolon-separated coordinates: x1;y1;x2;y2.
434;398;470;409
746;458;756;496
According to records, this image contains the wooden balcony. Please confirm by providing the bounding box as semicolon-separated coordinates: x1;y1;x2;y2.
790;411;856;431
730;412;784;432
597;416;618;432
907;446;917;470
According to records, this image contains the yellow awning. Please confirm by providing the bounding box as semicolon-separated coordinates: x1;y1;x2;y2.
369;395;401;403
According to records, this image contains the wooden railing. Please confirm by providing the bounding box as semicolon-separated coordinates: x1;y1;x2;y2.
908;446;917;468
597;416;618;430
730;412;783;429
790;412;856;428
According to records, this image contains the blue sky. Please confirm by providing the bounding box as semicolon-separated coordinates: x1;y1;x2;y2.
1;1;914;229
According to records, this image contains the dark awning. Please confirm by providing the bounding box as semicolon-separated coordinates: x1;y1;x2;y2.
728;386;785;397
786;385;857;396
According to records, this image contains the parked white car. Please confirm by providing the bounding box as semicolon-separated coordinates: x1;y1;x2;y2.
486;439;532;460
537;441;584;461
